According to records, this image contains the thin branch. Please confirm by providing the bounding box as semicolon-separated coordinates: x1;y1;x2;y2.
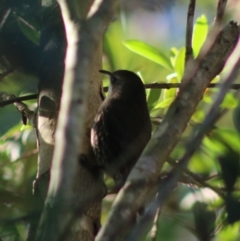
185;0;196;65
107;83;240;91
182;1;228;87
149;208;161;241
0;92;36;125
0;94;38;107
180;172;224;198
215;0;228;25
13;101;35;126
144;82;240;90
167;159;225;198
3;82;240;108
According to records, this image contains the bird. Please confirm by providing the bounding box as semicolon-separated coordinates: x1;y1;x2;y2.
91;69;152;190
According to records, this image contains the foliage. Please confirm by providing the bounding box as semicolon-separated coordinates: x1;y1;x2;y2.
0;2;240;241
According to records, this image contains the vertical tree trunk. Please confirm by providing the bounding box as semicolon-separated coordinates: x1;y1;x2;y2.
27;1;104;240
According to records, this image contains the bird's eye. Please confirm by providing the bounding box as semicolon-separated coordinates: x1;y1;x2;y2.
111;76;117;83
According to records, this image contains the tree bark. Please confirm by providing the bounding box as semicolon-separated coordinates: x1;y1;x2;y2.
27;0;112;240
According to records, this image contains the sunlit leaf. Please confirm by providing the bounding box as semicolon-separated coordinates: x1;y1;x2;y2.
170;47;179;67
213;129;240;153
136;71;145;83
153;97;174;109
203;93;213;104
191;110;205;123
164;73;179;100
189;151;216;173
192;15;208;57
123;40;172;70
174;47;185;81
147;89;161;111
20;124;33;131
221;93;238;109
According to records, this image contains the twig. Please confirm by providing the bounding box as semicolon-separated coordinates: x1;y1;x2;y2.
108;83;240;92
167;159;225;198
185;0;196;65
182;0;228;87
179;172;224;198
149;208;161;241
0;92;36;125
197;0;228;62
144;82;240;90
1;82;240;108
0;94;38;107
215;0;228;25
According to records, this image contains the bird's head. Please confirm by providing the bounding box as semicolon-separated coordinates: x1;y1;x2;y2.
99;69;146;100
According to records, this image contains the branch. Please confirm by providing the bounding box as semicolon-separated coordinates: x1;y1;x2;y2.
0;94;38;107
96;21;239;241
143;82;240;90
215;0;228;25
185;0;195;64
34;0;117;241
167;159;225;198
0;92;36;125
2;82;240;108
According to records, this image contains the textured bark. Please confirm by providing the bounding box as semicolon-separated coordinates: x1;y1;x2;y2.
28;0;105;240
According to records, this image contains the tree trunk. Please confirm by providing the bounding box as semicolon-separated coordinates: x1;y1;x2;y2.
27;1;104;240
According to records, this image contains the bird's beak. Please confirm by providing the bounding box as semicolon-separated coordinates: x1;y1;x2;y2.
99;70;113;77
99;70;113;95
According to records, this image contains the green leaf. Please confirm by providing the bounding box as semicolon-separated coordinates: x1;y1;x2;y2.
170;47;179;67
203;92;213;104
191;110;205;123
216;221;240;241
221;93;238;109
153;97;175;110
164;73;179;99
147;89;161;111
214;129;240;153
192;15;208;57
20;124;32;131
203;136;227;155
189;151;216;173
203;91;238;109
174;47;185;81
123;40;172;70
18;19;40;45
